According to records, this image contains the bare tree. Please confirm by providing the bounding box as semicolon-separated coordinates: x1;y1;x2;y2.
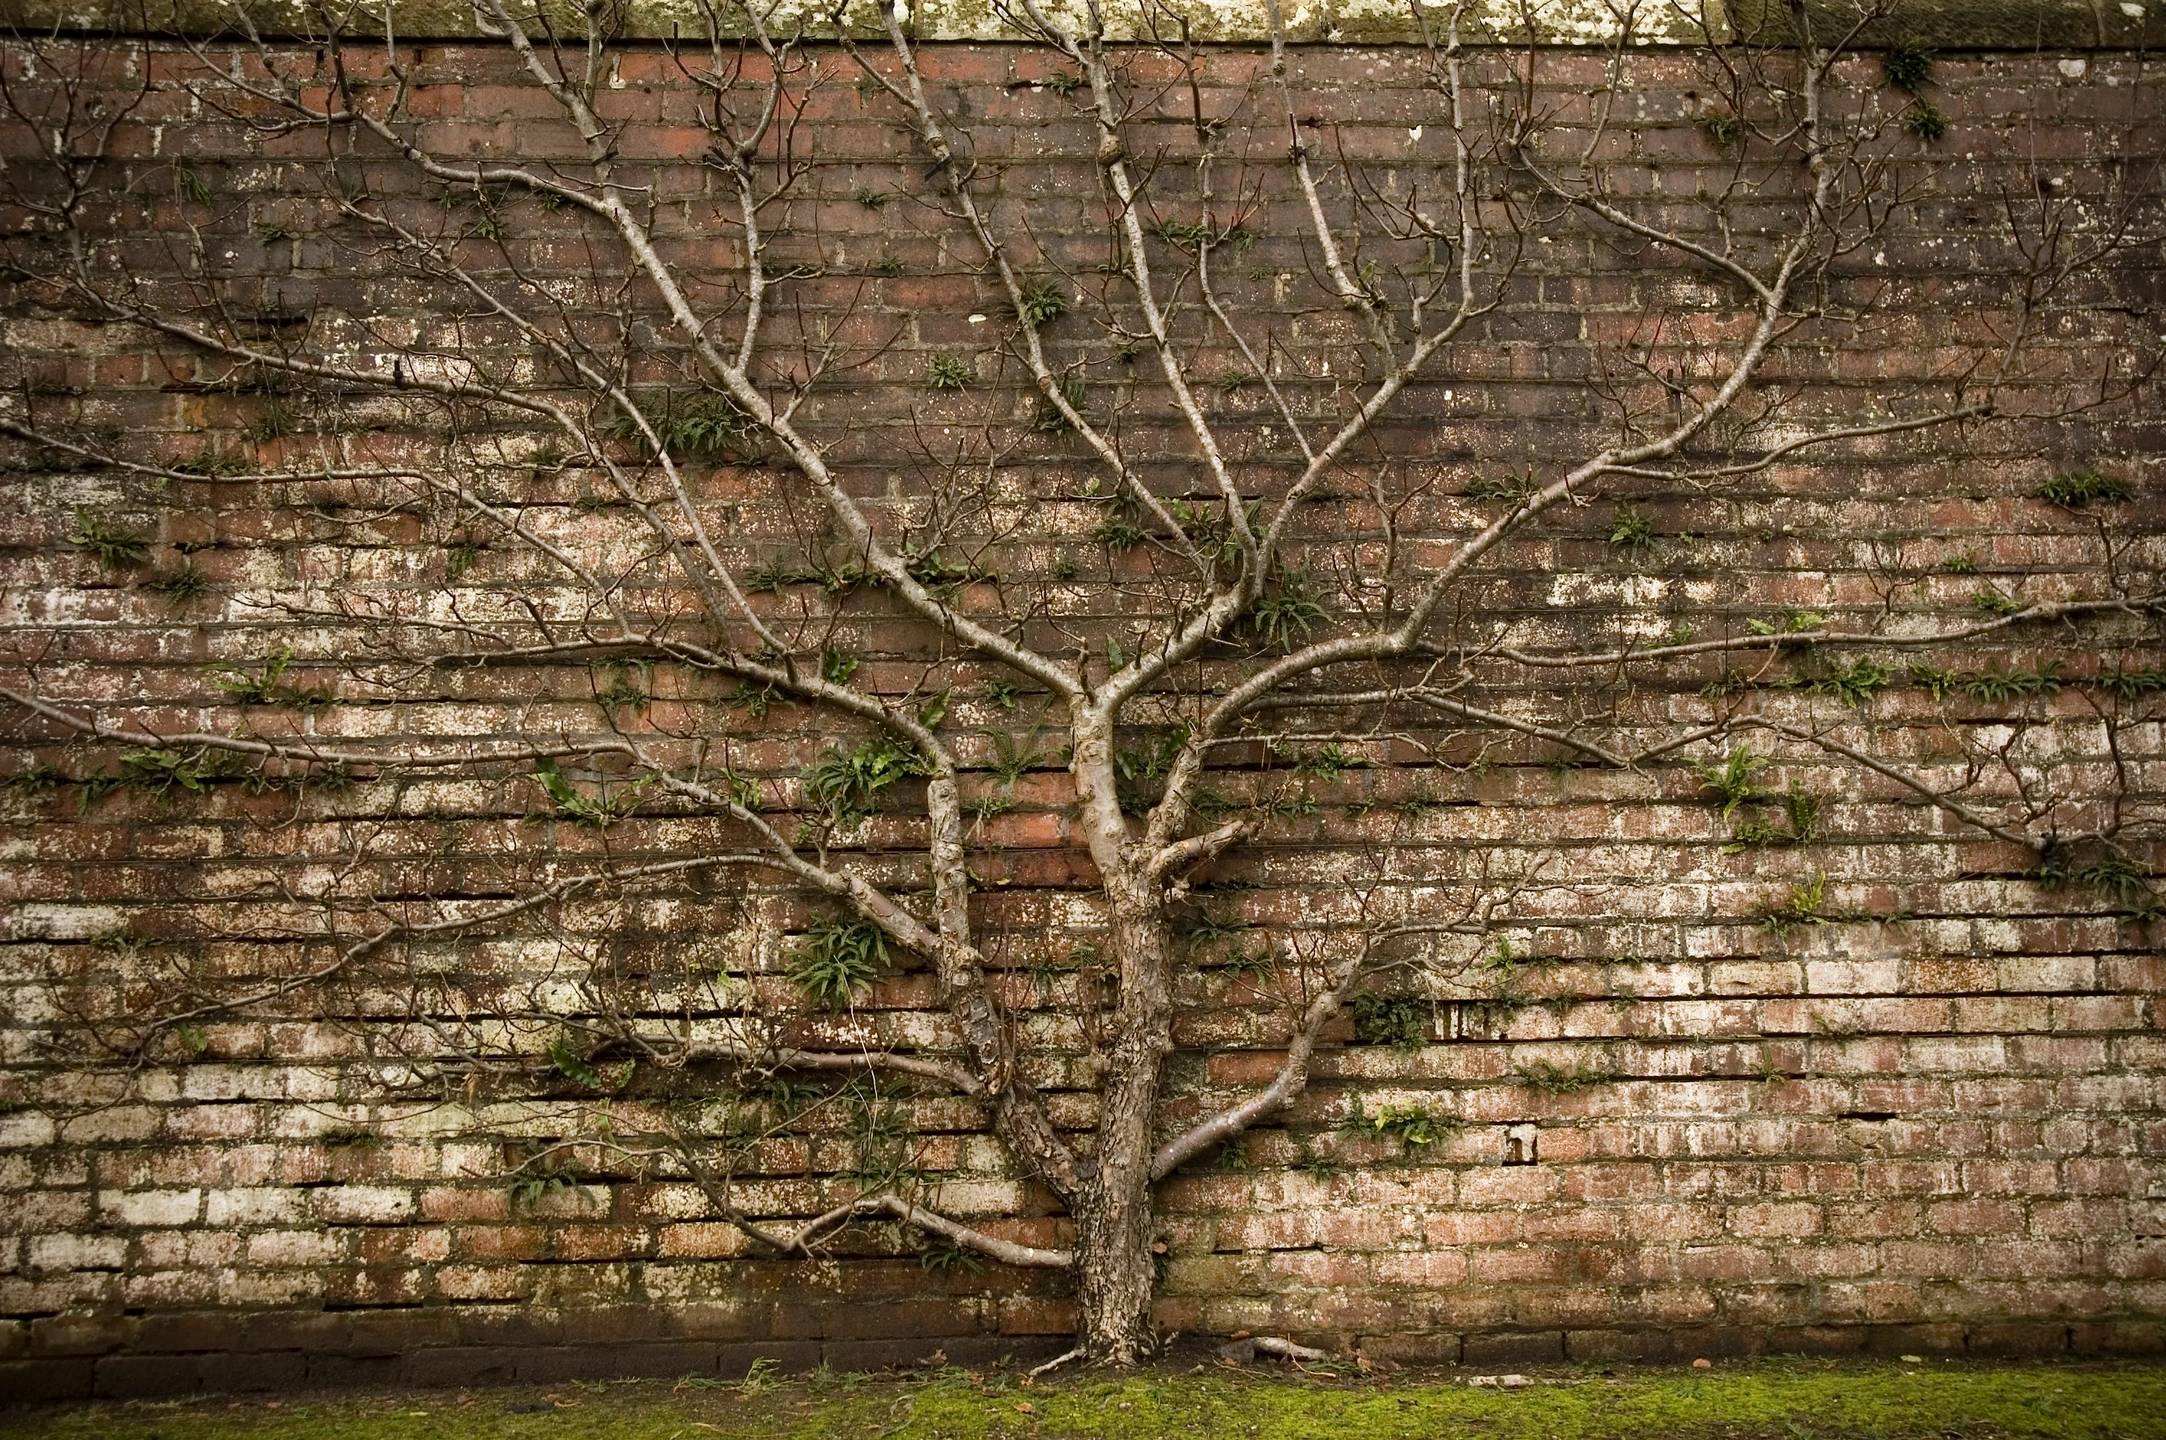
1;0;2159;1365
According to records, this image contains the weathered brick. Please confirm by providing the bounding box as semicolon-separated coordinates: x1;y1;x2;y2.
97;1189;203;1227
0;32;2159;1389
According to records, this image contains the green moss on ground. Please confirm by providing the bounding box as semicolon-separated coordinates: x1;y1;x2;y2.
4;1359;2164;1440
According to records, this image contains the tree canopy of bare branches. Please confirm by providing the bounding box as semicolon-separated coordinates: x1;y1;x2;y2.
2;0;2160;1365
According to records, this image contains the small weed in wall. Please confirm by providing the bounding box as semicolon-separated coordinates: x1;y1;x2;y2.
69;512;149;566
787;916;890;1009
803;738;926;823
1353;1100;1457;1153
142;561;210;606
1014;278;1068;328
926;352;974;391
1514;1059;1614;1095
1756;872;1835;933
1883;45;1935;93
1351;994;1428;1048
2036;469;2133;508
533;758;650;828
1607;504;1658;557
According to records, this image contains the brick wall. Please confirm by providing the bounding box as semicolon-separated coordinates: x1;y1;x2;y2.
0;30;2162;1400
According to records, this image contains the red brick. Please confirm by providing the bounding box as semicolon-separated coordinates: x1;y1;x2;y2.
0;36;2157;1387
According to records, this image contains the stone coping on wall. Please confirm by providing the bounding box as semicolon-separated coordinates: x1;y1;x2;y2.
3;0;2161;47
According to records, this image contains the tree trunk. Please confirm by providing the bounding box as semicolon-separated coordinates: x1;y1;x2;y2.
1073;1177;1159;1364
1071;892;1177;1364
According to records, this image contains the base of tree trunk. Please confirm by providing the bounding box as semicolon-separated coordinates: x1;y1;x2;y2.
1074;1213;1161;1366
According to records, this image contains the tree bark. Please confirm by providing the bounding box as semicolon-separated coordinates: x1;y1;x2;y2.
1073;894;1177;1363
1072;1173;1160;1364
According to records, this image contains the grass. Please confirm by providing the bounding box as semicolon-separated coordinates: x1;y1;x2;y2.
3;1360;2164;1440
